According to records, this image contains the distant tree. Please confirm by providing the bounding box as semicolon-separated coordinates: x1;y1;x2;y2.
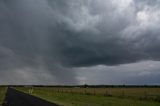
84;83;88;88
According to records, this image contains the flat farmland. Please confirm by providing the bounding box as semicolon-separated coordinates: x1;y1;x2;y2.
16;87;160;106
0;87;7;105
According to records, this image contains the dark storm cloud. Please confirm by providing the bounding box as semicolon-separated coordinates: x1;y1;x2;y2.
53;0;160;67
0;0;160;84
0;0;79;84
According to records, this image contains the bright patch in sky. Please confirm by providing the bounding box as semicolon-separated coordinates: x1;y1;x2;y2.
137;11;149;25
112;0;133;11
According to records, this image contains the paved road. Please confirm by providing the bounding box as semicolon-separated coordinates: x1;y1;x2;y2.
3;88;59;106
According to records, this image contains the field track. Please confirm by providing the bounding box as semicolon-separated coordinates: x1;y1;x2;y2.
3;88;59;106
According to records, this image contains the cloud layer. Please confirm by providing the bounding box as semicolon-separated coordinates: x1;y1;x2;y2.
0;0;160;84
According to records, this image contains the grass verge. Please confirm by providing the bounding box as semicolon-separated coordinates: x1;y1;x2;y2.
0;87;7;105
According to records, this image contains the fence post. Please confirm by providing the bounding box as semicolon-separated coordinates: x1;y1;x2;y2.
93;88;95;95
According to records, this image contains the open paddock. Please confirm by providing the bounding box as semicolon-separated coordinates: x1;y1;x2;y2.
16;86;160;106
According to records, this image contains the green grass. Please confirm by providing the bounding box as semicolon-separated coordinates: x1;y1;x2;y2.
16;87;160;106
33;92;160;106
0;87;7;105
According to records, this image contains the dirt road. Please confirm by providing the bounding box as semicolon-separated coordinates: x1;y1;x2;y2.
3;88;59;106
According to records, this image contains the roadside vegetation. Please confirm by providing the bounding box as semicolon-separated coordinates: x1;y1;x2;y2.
0;87;7;105
16;87;160;106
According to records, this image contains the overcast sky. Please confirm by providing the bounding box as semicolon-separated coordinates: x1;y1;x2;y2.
0;0;160;85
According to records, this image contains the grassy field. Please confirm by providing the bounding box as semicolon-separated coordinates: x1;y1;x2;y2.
0;87;7;105
16;87;160;106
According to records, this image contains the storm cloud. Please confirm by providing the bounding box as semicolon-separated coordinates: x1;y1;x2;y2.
0;0;160;84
